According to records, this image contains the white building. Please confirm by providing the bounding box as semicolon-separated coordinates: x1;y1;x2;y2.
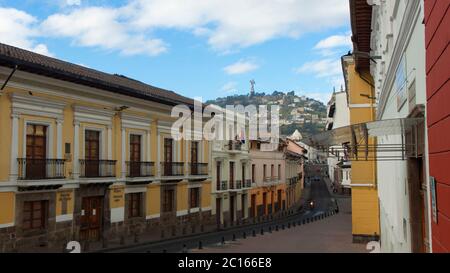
325;91;351;191
369;0;430;253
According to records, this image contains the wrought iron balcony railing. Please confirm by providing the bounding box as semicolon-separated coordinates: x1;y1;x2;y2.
80;159;116;178
161;162;184;176
126;161;155;177
17;158;65;180
235;180;242;189
245;179;252;188
189;163;208;176
219;180;228;191
227;140;242;151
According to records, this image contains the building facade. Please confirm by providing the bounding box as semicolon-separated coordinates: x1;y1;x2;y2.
424;0;450;253
342;52;380;243
0;43;213;252
369;0;430;253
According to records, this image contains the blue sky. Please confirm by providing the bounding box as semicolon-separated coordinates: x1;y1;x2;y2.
0;0;352;103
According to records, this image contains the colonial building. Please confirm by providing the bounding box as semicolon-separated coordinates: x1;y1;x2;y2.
424;0;450;253
0;43;212;252
368;0;430;253
248;139;304;221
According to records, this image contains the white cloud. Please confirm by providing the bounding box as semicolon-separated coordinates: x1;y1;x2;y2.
298;91;332;104
124;0;349;51
314;34;351;49
295;58;342;78
0;8;53;56
220;82;238;93
41;7;167;56
65;0;81;6
224;59;259;75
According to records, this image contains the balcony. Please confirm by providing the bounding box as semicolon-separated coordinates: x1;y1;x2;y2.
217;180;228;191
17;158;65;180
245;179;252;188
189;163;208;176
126;161;155;177
80;160;116;178
235;180;242;189
161;162;184;176
264;176;279;184
227;140;242;151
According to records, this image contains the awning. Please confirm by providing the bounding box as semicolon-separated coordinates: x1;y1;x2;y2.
303;118;424;161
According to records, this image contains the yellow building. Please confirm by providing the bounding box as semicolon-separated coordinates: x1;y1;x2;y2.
0;43;212;252
342;54;380;242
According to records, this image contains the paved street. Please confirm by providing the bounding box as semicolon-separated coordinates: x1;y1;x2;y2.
192;195;367;253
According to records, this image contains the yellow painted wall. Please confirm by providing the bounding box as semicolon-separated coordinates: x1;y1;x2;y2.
0;91;11;181
346;59;380;238
110;185;125;209
201;181;211;208
0;192;14;224
177;182;188;212
146;183;160;216
56;190;74;216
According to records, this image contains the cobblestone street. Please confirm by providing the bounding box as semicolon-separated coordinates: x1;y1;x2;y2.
192;196;368;253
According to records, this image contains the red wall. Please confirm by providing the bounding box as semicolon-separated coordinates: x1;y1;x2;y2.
425;0;450;253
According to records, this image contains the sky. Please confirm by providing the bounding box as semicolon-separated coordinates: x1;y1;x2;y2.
0;0;352;103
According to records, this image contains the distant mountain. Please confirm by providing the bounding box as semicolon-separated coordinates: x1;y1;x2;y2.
205;91;327;138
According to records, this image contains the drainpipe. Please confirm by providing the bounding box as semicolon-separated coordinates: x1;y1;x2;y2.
1;65;18;91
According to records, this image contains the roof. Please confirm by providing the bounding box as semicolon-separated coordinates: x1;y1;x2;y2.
0;43;195;107
350;0;372;73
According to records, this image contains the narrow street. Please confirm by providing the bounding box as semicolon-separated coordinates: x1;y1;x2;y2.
101;169;364;253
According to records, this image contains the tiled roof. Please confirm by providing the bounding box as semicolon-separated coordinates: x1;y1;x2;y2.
0;43;195;107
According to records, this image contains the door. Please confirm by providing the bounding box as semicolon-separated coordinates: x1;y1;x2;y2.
164;138;173;175
229;162;235;189
241;194;246;218
216;198;221;228
80;196;103;241
277;189;282;212
85;130;100;177
26;124;47;179
216;161;221;190
129;134;141;177
191;142;198;175
230;195;235;224
262;192;267;215
251;194;256;217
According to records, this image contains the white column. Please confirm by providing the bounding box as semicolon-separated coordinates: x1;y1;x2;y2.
146;130;151;162
157;131;161;176
121;128;126;179
9;113;19;181
56;119;63;159
107;125;112;160
73;121;80;179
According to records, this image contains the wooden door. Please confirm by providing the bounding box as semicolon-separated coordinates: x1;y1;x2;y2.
80;196;103;241
230;195;235;223
241;194;246;218
85;130;100;177
277;189;282;212
262;192;267;215
164;138;173;175
229;162;235;189
216;198;221;228
129;135;141;177
216;161;221;190
26;124;47;179
251;194;256;217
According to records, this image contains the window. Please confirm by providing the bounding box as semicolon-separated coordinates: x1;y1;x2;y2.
190;188;200;209
162;189;175;212
23;200;48;230
271;164;274;179
26;124;47;179
278;164;281;179
263;164;267;179
128;193;142;218
216;161;221;190
252;164;255;183
241;163;246;182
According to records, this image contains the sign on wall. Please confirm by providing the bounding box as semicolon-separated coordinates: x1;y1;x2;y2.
396;55;407;111
430;176;438;224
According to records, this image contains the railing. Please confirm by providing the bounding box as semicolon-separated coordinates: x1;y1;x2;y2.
219;180;228;191
189;163;208;175
227;140;242;151
17;158;65;180
245;179;252;188
264;176;279;183
80;160;116;178
288;177;298;185
235;180;242;189
126;161;155;177
161;162;184;176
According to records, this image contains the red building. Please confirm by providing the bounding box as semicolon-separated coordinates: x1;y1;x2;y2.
425;0;450;253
